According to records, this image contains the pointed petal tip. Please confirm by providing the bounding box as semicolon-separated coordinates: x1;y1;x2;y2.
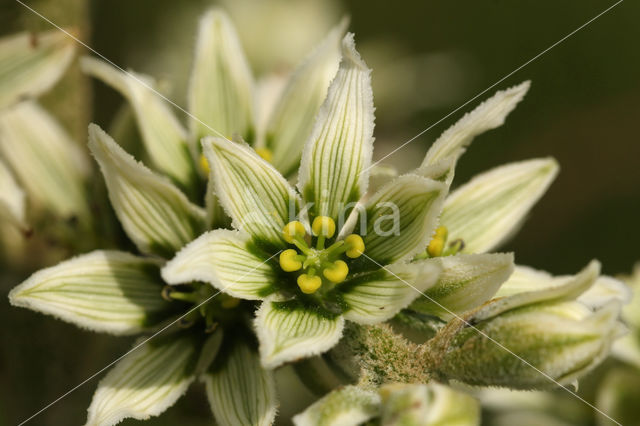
340;33;369;71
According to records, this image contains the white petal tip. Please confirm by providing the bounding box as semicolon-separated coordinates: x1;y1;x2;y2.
340;33;369;71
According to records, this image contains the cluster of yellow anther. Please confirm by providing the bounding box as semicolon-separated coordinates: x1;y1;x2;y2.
422;225;464;258
279;216;365;294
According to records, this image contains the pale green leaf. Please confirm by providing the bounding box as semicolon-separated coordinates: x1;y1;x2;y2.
202;136;300;250
298;33;374;220
379;383;480;426
340;260;441;325
362;174;448;265
265;18;347;176
255;300;345;368
293;385;380;426
162;229;277;300
422;81;530;166
189;9;254;141
0;158;26;229
89;124;205;257
442;158;558;253
0;30;74;109
410;253;514;320
472;260;600;322
205;339;277;426
9;251;169;335
0;101;89;219
81;57;198;189
85;336;198;426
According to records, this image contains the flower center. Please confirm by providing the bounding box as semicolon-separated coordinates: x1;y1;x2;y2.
279;216;365;294
416;225;465;259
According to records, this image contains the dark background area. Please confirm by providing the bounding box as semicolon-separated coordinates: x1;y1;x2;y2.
1;0;638;424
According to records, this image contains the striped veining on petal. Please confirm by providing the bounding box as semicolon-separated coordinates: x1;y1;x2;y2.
205;339;277;426
162;230;277;300
340;260;441;325
255;300;345;368
86;336;198;426
265;19;347;176
442;158;558;254
89;124;205;257
189;9;254;142
422;81;530;167
9;251;169;335
203;137;299;249
81;57;197;189
362;174;447;265
298;33;374;220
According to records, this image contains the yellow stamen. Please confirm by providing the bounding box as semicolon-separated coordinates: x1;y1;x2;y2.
312;216;336;238
427;226;448;257
297;274;322;294
283;221;306;244
344;234;365;258
323;260;349;283
255;147;273;163
199;154;210;174
280;249;303;272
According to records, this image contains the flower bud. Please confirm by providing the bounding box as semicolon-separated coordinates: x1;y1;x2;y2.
430;261;627;389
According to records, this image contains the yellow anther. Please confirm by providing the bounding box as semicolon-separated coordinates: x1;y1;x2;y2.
283;221;306;244
323;260;349;283
255;147;273;163
221;297;241;309
345;234;365;258
427;226;448;257
280;249;302;272
297;274;322;294
199;154;210;174
312;216;336;238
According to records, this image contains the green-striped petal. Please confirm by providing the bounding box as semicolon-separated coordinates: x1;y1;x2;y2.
255;300;345;368
85;336;198;426
298;33;374;220
89;124;205;257
162;229;277;300
203;136;299;250
410;253;514;320
293;385;380;426
442;158;558;254
81;57;198;190
473;260;600;322
0;30;74;109
340;260;441;325
189;9;254;142
8;251;169;335
496;265;630;309
265;19;347;176
421;82;530;167
205;338;277;426
362;174;448;265
0;101;89;220
379;383;480;426
0;158;26;229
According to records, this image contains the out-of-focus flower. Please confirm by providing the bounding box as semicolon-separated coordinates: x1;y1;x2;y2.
0;29;90;229
292;382;479;426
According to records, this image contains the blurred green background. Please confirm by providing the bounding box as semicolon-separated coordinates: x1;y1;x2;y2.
1;0;638;424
